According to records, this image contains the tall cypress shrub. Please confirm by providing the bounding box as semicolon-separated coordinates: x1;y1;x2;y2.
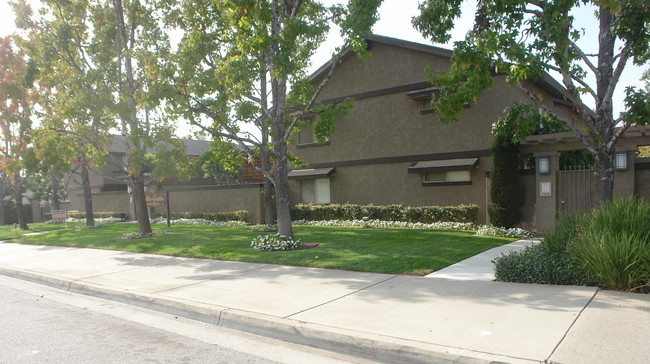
488;136;525;228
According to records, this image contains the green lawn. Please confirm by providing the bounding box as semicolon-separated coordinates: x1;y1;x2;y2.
11;223;515;275
0;222;86;240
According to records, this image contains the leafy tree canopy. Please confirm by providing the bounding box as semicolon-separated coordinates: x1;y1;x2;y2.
414;0;649;202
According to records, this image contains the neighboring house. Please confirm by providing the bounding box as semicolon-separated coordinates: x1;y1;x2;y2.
287;35;649;229
66;135;267;223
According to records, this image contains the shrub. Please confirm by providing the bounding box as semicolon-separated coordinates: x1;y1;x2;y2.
475;225;534;239
488;135;525;228
290;203;478;223
150;216;247;227
540;213;582;254
65;211;128;220
152;210;248;222
493;244;593;286
251;234;302;251
570;197;649;292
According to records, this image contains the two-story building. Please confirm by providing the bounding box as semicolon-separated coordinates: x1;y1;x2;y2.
287;35;649;229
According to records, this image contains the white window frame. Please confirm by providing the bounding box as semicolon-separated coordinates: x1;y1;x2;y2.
423;170;471;183
300;178;331;204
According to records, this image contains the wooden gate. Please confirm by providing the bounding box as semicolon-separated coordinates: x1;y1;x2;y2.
558;166;595;214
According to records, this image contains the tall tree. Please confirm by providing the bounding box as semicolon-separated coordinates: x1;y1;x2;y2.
162;0;382;237
15;0;186;234
0;35;37;230
414;0;649;205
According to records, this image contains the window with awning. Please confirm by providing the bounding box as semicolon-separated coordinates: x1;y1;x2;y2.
408;158;478;185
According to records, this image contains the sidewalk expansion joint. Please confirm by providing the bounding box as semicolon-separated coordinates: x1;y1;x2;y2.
545;288;599;363
284;274;399;319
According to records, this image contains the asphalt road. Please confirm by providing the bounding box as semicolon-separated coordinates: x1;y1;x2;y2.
0;275;366;364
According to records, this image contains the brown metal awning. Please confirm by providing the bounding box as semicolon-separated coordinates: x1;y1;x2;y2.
408;158;479;173
406;87;439;100
288;167;335;180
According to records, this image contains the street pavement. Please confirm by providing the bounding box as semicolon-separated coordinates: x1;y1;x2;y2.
0;240;647;364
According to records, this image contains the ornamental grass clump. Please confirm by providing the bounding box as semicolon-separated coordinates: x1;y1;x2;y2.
251;234;302;251
569;197;649;292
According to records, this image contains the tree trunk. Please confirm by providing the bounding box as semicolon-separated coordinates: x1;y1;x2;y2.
0;177;5;226
50;169;60;211
132;176;152;234
14;173;28;230
592;5;615;206
81;159;95;227
271;70;293;238
261;148;276;225
273;147;292;238
593;152;614;206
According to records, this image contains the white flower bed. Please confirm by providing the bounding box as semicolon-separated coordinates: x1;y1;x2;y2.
147;217;533;239
64;217;125;224
475;225;534;239
292;219;477;231
293;219;533;239
122;229;168;239
251;234;302;251
149;217;247;227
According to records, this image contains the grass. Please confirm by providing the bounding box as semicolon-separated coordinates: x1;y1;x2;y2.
0;222;86;240
10;223;515;275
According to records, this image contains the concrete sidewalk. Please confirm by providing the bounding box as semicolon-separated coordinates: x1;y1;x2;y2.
426;239;539;281
0;241;647;363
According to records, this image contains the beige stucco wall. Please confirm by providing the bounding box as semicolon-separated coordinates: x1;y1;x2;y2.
158;185;264;224
291;158;491;224
314;42;451;100
634;163;650;200
69;191;131;214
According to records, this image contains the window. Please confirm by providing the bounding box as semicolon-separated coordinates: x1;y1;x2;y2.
424;170;470;183
300;178;330;204
421;98;433;112
297;127;316;145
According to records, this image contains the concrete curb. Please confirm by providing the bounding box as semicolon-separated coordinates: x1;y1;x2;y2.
0;267;532;364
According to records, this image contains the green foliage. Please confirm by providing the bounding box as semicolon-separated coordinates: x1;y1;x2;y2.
570;197;649;292
496;197;649;291
65;211;128;221
152;211;248;223
493;244;593;286
540;213;582;254
492;104;569;144
193;141;242;184
488;136;524;228
560;150;594;168
414;0;649;205
2;201;34;225
290;203;478;223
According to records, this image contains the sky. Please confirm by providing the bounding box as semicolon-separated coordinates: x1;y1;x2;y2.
1;0;646;137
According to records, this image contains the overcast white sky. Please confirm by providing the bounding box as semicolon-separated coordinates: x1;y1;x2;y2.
1;0;646;138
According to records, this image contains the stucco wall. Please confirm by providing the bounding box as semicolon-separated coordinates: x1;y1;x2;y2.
314;41;451;100
291;158;491;224
634;165;650;200
69;191;131;214
156;185;264;224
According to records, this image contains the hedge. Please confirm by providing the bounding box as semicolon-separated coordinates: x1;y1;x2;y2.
152;210;249;222
46;211;128;221
290;203;478;223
